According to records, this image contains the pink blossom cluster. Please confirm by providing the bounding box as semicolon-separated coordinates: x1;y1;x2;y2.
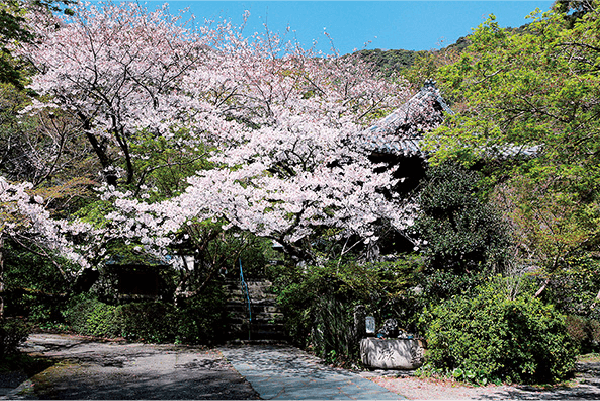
0;176;99;270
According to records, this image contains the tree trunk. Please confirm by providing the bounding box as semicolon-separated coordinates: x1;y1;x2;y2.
0;234;5;319
174;264;218;307
533;276;550;298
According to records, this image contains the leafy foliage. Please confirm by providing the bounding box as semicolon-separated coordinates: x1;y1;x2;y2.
273;256;420;362
63;282;228;344
412;163;510;300
421;277;577;385
403;49;462;88
542;256;600;319
62;295;119;338
564;315;600;354
0;318;29;359
425;3;600;294
353;48;416;77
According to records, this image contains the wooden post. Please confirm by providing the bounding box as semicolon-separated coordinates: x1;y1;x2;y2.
353;305;365;342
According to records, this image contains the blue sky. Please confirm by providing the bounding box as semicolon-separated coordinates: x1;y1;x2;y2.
144;1;555;55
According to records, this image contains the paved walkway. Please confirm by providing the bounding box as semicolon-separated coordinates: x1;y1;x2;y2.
6;334;260;399
220;345;406;400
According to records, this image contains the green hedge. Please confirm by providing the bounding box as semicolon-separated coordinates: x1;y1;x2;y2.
63;288;227;344
420;277;577;385
62;296;120;338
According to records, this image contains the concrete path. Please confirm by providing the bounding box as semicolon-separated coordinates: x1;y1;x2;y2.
219;345;406;400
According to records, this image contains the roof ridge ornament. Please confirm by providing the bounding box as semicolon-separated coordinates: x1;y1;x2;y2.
423;79;437;89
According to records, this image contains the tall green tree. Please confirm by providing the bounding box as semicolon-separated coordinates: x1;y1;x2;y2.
425;1;600;299
413;163;510;300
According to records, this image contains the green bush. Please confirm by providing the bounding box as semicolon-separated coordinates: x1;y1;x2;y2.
413;163;510;301
176;284;228;345
63;295;119;338
277;277;358;364
543;257;600;320
273;257;419;363
114;302;178;343
64;298;179;342
0;318;30;359
3;239;73;324
63;286;228;345
421;277;577;385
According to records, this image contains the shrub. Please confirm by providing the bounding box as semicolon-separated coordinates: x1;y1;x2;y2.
0;318;30;359
421;277;578;385
65;298;179;342
413;163;510;301
275;270;351;357
114;302;178;343
3;238;73;323
543;257;600;320
565;315;600;354
63;295;119;338
273;257;419;363
175;284;228;345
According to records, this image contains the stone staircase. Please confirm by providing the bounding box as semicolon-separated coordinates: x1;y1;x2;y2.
224;279;286;342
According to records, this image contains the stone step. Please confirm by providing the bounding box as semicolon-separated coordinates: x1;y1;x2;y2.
226;339;288;345
227;317;285;326
226;306;282;316
228;314;283;324
223;278;286;341
228;325;286;339
226;303;281;313
226;298;278;305
228;321;285;331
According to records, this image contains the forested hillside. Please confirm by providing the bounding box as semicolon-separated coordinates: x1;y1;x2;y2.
352;18;531;78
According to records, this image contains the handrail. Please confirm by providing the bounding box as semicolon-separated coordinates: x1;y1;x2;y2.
239;258;252;340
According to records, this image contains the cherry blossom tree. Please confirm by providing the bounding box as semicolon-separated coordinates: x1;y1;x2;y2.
94;13;416;269
18;1;419;297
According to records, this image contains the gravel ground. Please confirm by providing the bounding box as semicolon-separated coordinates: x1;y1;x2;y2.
361;361;600;400
9;333;260;400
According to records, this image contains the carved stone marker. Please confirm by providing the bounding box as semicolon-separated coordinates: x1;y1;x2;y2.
360;338;425;369
365;316;375;335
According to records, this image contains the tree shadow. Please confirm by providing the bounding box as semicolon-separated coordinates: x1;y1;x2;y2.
475;382;600;400
0;352;54;389
221;344;357;379
19;335;260;400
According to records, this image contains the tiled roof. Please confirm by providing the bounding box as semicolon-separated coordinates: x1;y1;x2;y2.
360;81;451;156
359;81;538;159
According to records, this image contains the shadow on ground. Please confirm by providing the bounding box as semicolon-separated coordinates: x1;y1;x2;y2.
474;383;600;400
